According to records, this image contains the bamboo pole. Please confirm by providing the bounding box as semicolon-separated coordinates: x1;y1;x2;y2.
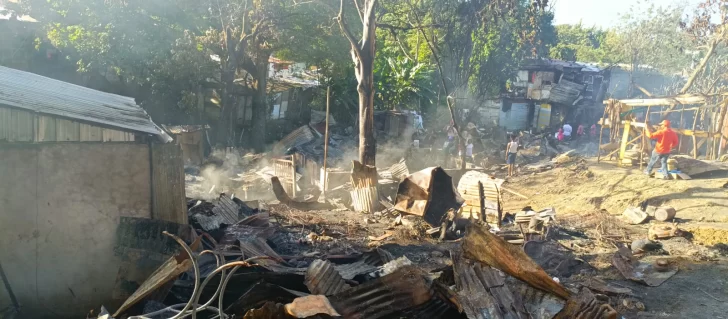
323;86;331;197
291;153;297;198
692;109;700;159
641;106;652;170
597;101;609;163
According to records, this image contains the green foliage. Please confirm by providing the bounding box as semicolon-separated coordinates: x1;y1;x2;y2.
374;53;434;110
550;24;620;62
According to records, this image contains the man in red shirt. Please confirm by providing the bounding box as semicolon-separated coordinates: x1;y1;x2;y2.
644;120;679;178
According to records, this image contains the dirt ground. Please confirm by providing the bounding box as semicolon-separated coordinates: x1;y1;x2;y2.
499;159;728;318
503;159;728;246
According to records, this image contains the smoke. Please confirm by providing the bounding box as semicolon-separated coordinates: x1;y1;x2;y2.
186;149;276;201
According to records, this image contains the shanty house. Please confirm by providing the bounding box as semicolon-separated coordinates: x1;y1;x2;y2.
0;66;188;318
477;59;609;131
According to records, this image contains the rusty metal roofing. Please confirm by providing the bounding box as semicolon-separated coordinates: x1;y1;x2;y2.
0;66;171;141
305;260;351;295
328;265;435;319
452;252;527;319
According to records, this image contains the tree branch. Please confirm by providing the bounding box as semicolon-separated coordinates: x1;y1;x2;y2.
377;23;443;31
680;37;720;95
406;0;466;169
352;0;365;24
337;0;363;60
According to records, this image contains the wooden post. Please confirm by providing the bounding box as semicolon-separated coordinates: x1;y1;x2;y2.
478;181;486;224
323;86;331;197
291;153;297;198
597;102;608;163
693;109;700;159
641;106;652;170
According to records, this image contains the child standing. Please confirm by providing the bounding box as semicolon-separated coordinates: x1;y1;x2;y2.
505;135;519;177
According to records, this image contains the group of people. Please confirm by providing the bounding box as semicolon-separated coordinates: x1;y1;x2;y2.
554;123;598;142
437;117;680;180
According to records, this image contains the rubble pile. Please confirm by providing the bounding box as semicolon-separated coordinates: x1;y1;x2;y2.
87;165;634;319
89;214;621;319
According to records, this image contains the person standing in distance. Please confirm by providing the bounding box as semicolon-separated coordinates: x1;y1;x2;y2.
505;134;519;177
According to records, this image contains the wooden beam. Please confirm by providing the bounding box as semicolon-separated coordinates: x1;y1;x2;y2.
603;95;707;106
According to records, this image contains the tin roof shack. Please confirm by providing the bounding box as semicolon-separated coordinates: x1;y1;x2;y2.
512;59;609;130
163;125;211;165
0;66;188;318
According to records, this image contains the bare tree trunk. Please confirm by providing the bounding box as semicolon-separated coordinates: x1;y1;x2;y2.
218;68;236;147
338;0;378;166
251;52;270;152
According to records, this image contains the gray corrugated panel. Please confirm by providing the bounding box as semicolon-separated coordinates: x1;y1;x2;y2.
549;80;584;105
0;107;33;142
452;253;528;319
212;195;242;225
0;66;170;141
333;249;388;280
272;125;315;154
305;259;351;295
329;265;435;319
506;278;564;319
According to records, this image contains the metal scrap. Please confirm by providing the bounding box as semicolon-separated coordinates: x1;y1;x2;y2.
327;265;437;319
462;224;571;300
285;295;341;318
394;167;465;227
553;288;618;319
271;176;333;211
226;281;308;316
452;252;529;318
612;245;678;287
305;259;351;295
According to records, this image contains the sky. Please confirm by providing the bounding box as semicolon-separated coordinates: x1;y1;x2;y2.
552;0;705;29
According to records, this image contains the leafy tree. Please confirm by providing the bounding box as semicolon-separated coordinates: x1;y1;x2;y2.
550;24;621;63
374;53;434;110
337;0;379;166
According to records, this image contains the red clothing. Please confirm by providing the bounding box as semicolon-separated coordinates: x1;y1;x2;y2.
647;127;679;154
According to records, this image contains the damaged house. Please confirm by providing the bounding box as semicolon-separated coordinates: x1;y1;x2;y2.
478;59;610;131
0;66;188;318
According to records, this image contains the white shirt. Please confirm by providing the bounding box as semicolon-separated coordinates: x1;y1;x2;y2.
466;143;474;157
563;124;573;136
508;141;519;153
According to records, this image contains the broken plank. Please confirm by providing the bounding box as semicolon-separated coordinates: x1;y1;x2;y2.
676;172;692;180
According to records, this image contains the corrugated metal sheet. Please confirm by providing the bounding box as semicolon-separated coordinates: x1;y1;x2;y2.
549;79;584;105
0;107;33;142
329;265;435;319
0;66;170;141
151;143;188;224
394;167;465;227
457;171;503;221
333;249;391;280
452;253;528;319
212;194;243;224
305;259;351;295
272;125;315;154
350;186;379;213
